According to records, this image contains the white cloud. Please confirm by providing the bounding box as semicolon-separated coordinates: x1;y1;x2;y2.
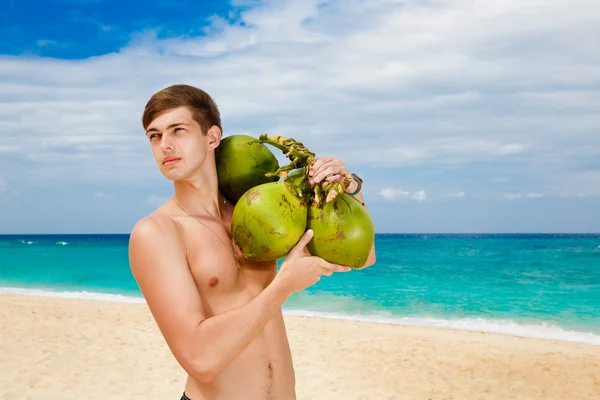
412;189;427;202
503;193;544;200
1;0;599;201
443;191;466;199
367;139;531;166
94;192;113;199
379;188;427;202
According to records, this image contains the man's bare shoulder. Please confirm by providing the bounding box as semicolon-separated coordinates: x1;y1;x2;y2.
131;214;174;237
130;200;182;240
131;198;227;245
128;204;187;273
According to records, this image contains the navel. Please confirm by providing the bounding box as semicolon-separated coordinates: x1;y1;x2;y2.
208;277;219;287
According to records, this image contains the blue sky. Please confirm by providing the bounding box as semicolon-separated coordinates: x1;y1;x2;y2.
1;0;599;234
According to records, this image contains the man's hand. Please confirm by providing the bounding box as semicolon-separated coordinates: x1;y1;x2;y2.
308;155;358;194
275;229;351;296
307;155;377;268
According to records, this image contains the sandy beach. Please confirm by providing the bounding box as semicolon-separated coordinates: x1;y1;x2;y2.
1;294;598;400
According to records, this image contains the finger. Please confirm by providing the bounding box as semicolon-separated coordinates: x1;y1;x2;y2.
325;174;346;183
319;268;333;277
313;165;346;183
291;229;314;255
321;262;352;272
310;165;340;184
309;156;335;176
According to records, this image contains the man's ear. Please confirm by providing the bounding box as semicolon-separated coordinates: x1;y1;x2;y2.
207;125;222;150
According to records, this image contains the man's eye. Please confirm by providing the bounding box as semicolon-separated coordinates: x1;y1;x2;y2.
149;134;160;140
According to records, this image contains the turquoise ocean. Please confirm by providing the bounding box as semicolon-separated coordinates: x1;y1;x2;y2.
1;233;599;345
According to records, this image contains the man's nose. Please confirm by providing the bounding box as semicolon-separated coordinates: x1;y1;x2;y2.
160;136;174;152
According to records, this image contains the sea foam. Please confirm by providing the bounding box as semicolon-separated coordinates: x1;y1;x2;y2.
283;309;600;346
2;286;599;346
0;286;145;303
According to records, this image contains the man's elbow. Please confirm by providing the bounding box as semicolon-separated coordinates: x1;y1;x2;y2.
357;252;376;270
365;245;377;267
188;357;218;384
367;255;377;267
364;255;376;268
362;247;377;268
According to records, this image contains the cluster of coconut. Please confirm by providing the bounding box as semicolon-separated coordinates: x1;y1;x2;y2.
216;134;374;269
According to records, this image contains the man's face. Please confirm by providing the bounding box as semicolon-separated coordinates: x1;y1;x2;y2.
145;106;217;181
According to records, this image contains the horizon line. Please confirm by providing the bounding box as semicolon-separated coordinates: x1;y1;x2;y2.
2;232;600;236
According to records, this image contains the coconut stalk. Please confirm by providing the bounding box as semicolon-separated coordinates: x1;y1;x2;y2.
258;134;347;205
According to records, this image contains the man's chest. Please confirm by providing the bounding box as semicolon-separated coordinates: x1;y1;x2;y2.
181;224;278;296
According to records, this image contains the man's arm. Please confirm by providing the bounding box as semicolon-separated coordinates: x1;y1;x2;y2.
128;216;348;384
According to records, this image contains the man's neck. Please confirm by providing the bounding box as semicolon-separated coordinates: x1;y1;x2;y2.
172;171;223;219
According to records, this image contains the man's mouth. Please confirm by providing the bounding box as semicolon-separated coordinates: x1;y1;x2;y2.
163;157;181;165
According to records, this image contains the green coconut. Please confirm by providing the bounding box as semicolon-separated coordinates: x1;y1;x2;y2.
231;134;375;267
231;180;308;261
306;193;375;268
216;134;280;203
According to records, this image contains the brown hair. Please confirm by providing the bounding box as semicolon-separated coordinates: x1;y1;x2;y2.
141;84;222;136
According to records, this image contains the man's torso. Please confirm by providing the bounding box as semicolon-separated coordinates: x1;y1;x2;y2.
156;202;296;400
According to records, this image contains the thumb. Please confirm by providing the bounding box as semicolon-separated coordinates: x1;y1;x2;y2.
292;229;313;254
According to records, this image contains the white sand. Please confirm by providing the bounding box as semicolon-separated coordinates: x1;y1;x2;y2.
1;294;599;400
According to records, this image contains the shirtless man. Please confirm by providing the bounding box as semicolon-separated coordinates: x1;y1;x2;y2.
128;84;376;400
